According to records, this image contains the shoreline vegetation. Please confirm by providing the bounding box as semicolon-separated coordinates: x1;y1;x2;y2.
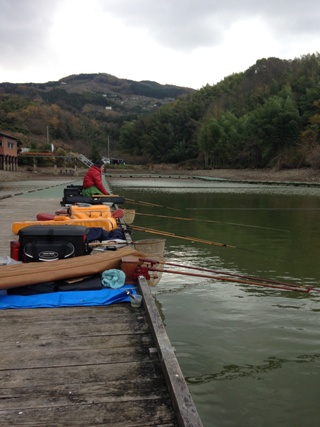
0;165;320;183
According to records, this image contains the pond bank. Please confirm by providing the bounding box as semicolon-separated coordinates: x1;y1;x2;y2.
1;166;320;183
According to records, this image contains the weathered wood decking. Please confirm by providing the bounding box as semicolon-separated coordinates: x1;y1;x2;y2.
0;304;177;426
0;194;203;426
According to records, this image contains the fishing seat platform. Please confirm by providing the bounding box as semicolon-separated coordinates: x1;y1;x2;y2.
61;185;125;206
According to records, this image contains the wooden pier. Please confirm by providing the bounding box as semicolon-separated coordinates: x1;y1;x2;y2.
0;193;203;426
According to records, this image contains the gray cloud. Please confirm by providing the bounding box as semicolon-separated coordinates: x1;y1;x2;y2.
101;0;320;50
0;0;320;86
0;0;62;68
1;0;320;59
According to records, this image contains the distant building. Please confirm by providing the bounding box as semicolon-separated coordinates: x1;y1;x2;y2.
0;132;21;171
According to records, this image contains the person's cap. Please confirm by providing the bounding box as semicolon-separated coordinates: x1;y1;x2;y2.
94;160;105;168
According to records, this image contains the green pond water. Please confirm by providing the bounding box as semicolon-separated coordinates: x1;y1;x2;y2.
110;177;320;427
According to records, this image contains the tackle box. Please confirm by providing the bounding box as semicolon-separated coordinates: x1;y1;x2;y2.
18;225;90;262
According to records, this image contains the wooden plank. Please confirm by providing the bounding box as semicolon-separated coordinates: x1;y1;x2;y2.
0;344;151;370
0;399;176;426
0;379;171;409
0;360;164;388
0;331;153;352
0;304;143;321
138;276;203;427
0;308;149;341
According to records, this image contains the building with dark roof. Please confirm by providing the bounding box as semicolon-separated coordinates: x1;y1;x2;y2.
0;132;21;171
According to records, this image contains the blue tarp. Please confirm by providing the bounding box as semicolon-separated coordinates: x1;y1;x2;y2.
0;284;136;310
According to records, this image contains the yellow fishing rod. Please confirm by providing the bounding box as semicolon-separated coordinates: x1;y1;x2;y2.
125;198;180;211
131;225;237;249
134;212;288;233
130;225;286;259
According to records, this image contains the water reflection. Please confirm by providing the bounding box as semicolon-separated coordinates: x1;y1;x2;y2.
186;353;320;384
111;177;320;427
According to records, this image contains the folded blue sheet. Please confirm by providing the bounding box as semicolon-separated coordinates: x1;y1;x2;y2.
0;284;137;310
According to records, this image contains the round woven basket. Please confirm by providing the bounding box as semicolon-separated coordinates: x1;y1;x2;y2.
134;239;165;257
134;239;166;287
140;255;165;287
123;209;136;224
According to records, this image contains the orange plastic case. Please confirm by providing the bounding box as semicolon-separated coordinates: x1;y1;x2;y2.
12;216;117;235
70;205;112;219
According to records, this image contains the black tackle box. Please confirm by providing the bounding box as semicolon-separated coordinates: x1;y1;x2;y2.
18;225;90;262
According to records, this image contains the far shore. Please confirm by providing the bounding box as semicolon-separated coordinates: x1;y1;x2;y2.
1;166;320;184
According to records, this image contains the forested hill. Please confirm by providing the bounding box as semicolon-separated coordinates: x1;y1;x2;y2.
119;54;320;169
1;55;320;169
0;73;194;159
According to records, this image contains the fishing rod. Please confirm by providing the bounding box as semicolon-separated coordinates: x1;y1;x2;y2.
140;258;316;291
126;198;163;208
131;225;281;259
135;212;288;233
125;198;180;211
131;225;237;249
88;228;236;249
140;263;317;294
187;207;320;212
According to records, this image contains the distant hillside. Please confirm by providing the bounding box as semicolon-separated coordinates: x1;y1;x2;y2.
118;54;320;169
0;73;194;161
56;73;193;98
3;55;320;170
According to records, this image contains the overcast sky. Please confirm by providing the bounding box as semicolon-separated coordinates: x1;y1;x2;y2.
1;0;319;89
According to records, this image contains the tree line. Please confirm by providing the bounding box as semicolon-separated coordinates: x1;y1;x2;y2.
119;54;320;169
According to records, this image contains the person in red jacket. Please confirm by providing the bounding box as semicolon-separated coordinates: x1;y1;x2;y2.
82;160;109;196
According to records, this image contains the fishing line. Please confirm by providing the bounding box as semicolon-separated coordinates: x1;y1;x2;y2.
186;207;320;211
131;225;284;260
135;212;288;233
125;198;180;211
